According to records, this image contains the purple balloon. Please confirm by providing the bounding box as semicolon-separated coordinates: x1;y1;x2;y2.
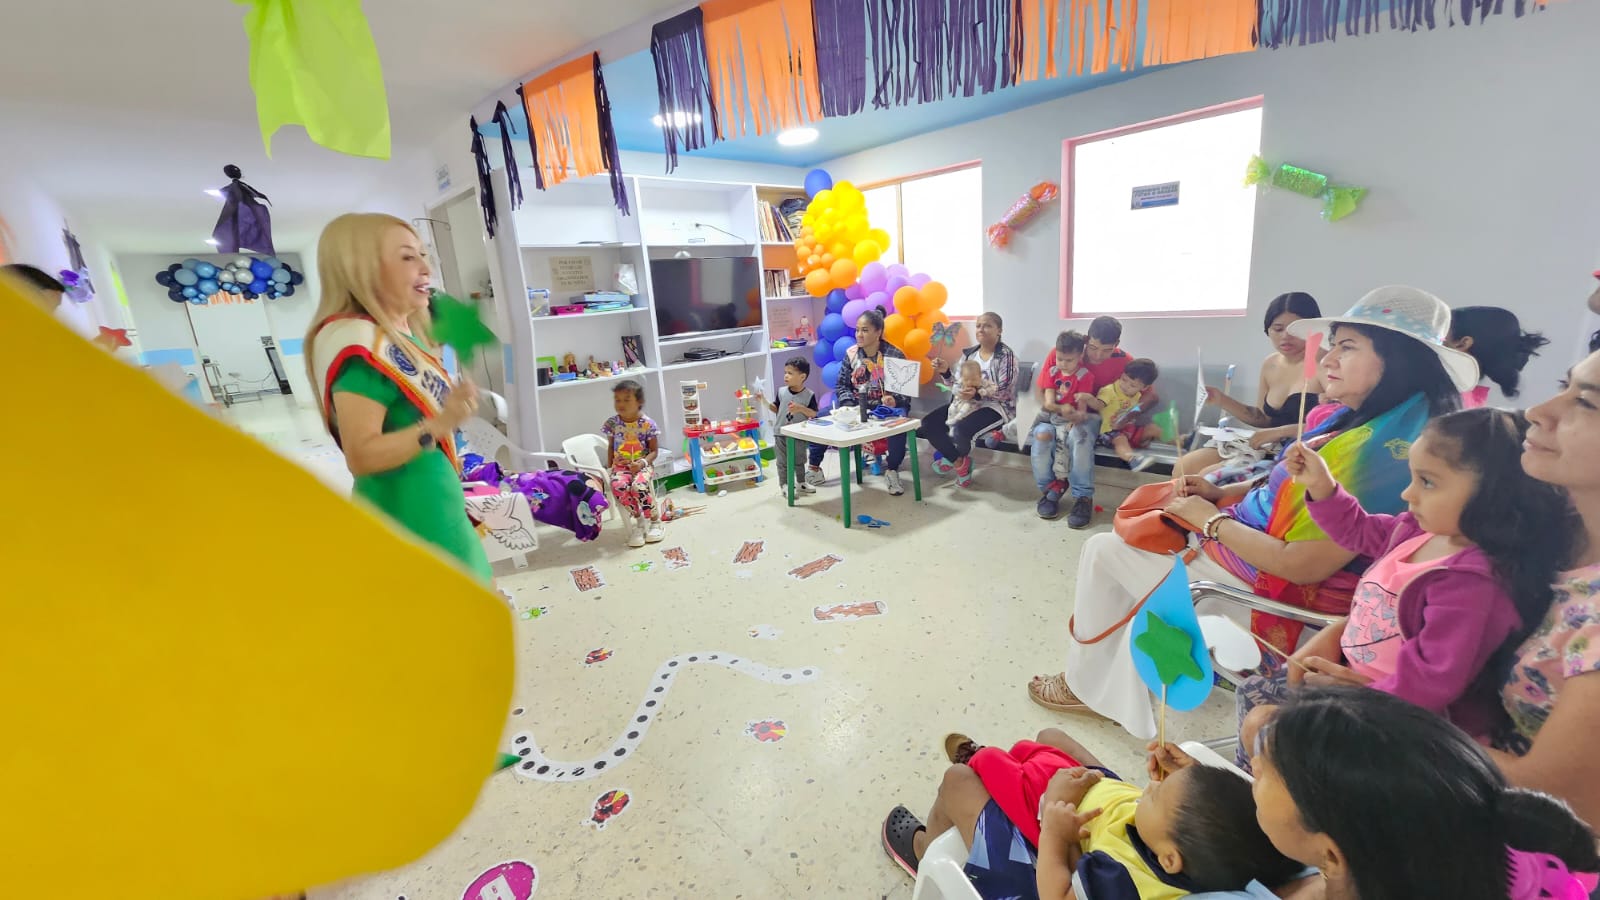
833;335;855;362
820;390;835;412
864;291;890;314
886;263;910;279
911;273;932;288
841;298;868;327
844;283;863;301
859;261;887;293
884;276;909;297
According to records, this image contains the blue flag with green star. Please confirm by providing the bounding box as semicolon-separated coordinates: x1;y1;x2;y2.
1128;556;1213;712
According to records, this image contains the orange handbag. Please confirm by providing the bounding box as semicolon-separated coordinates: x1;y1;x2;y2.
1112;480;1197;555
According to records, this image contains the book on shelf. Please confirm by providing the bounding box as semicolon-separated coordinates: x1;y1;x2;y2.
757;201;795;244
762;268;795;298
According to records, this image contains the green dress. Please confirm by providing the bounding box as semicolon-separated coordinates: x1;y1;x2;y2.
331;354;493;583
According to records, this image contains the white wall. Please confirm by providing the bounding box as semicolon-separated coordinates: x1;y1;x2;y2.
116;251;313;401
0;172;119;337
822;5;1600;421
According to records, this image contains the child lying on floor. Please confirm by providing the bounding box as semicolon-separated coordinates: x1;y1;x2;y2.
882;729;1305;900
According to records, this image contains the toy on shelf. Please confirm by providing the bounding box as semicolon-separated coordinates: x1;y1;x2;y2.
735;385;760;422
680;380;706;428
683;411;765;494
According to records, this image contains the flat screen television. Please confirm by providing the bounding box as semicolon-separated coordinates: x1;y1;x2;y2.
650;257;762;339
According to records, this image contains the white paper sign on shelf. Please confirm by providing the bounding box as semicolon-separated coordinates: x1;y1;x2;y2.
883;357;921;398
550;256;596;293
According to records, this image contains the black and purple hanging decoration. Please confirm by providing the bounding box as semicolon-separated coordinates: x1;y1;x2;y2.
211;165;275;255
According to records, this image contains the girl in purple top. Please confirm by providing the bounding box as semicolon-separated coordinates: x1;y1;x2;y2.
1235;408;1574;762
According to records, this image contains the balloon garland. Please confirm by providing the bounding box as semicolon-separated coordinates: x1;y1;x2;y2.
153;256;303;305
795;168;954;394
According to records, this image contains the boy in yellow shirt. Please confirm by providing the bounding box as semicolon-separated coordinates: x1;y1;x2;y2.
1081;358;1161;473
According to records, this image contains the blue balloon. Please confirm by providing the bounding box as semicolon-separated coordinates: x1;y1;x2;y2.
825;288;848;314
182;258;202;270
197;279;219;295
819;312;848;343
289;271;304;285
174;269;198;286
261;256;280;269
271;268;291;284
155;271;174;287
195;262;217;279
167;289;185;302
833;335;855;363
822;360;842;388
811;339;833;367
189;295;207;305
181;286;198;298
804;168;833;198
250;278;270;294
250;259;274;279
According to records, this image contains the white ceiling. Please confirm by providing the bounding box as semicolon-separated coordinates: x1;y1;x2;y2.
0;0;687;254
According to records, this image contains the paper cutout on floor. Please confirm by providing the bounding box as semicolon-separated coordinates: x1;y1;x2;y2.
474;494;536;551
883;357;921;396
570;566;606;592
586;789;632;830
629;560;654;573
749;624;782;640
732;540;765;564
814;601;887;622
745;719;787;743
461;860;539;900
661;546;691;569
0;280;513;900
518;606;550;621
584;648;614;666
788;554;844;580
506;653;820;783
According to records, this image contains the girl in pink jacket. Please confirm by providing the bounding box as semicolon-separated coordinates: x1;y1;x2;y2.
1236;408;1575;760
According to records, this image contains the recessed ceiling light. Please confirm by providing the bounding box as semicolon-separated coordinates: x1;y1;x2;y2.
204;189;224;199
776;127;819;147
651;111;701;128
204;238;220;246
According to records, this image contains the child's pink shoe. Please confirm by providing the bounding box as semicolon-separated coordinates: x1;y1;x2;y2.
931;454;955;475
954;457;973;487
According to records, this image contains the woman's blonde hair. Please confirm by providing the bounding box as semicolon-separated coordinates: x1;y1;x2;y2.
304;213;435;420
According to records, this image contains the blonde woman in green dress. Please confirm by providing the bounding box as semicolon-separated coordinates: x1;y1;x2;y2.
306;213;491;582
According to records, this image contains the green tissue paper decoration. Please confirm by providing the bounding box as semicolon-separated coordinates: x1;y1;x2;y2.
431;293;498;361
1244;155;1366;222
237;0;392;160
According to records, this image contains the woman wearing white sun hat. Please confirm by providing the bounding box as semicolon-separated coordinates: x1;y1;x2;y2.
1028;286;1479;738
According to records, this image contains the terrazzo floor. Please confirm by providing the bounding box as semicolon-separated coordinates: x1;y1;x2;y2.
220;399;1238;900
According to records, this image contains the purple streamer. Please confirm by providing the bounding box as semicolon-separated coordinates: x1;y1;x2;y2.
470;116;496;238
865;0;1016;108
650;8;715;173
591;53;631;216
491;101;523;211
813;0;869;117
1257;0;1537;49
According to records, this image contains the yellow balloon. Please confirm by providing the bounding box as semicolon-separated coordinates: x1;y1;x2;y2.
844;214;868;237
0;279;513;900
853;240;882;266
811;188;833;209
814;222;834;242
830;242;850;259
870;228;892;251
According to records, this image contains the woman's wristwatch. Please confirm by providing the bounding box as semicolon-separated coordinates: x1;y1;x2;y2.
416;422;436;450
1201;511;1233;541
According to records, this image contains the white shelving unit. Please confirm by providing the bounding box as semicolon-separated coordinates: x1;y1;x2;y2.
484;170;814;455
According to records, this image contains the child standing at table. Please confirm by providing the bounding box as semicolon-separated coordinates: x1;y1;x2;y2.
770;357;820;494
603;379;663;548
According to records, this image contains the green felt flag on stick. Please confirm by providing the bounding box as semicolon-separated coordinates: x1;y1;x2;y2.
431;293;498;362
237;0;392;160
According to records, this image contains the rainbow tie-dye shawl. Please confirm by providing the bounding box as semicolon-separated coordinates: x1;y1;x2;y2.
1229;392;1431;647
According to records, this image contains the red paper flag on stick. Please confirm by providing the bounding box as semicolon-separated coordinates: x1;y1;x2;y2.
1297;332;1323;444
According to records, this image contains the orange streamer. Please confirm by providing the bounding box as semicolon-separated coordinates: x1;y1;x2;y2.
1142;0;1254;67
1015;0;1068;82
702;0;821;141
520;55;607;189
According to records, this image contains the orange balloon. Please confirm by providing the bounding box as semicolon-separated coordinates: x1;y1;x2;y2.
902;328;932;359
830;258;858;288
819;253;836;268
918;359;935;385
807;254;822;268
883;313;912;348
919;281;949;311
893;285;922;318
921;309;951;329
804;268;832;298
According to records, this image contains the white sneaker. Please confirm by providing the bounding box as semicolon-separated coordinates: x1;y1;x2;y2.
797;480;816;494
626;519;646;548
1129;452;1156;473
644;520;664;543
805;465;825;487
885;469;905;495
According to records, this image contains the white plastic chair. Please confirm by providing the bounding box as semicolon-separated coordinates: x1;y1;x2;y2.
457;416;567;473
562;434;621;522
909;741;1252;900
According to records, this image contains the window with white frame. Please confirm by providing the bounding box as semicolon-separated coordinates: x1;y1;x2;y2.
861;163;983;318
1063;99;1262;318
